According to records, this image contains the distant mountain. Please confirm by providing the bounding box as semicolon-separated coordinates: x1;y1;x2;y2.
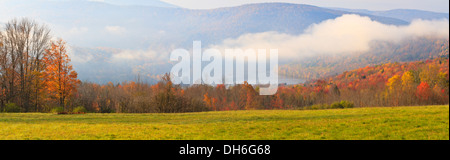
5;1;440;83
0;1;408;49
331;8;449;22
99;0;178;8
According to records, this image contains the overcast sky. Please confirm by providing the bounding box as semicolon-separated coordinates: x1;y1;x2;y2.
161;0;449;13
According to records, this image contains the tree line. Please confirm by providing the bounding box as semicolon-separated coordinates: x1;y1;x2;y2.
63;56;449;113
1;19;448;113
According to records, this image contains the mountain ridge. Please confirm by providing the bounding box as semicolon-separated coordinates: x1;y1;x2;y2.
96;0;178;8
0;1;410;49
330;7;449;22
2;1;448;83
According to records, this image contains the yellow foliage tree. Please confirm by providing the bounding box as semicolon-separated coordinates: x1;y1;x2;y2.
387;75;402;106
401;71;416;105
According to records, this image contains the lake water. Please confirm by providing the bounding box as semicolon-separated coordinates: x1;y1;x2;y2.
278;77;305;85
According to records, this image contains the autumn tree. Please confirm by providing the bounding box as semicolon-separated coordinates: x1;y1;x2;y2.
402;71;416;91
416;82;431;102
239;81;260;110
203;92;213;110
0;18;51;112
401;71;416;105
419;64;440;87
387;75;402;106
0;32;5;110
271;93;283;109
152;73;193;113
43;39;80;110
215;84;227;111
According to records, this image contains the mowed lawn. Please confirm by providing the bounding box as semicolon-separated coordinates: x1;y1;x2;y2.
0;105;448;140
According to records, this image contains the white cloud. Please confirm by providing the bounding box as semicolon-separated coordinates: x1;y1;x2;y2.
112;48;165;62
210;14;449;60
66;45;94;63
71;53;94;63
105;26;126;34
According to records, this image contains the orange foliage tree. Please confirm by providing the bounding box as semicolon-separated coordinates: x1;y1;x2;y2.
416;82;431;101
43;39;80;110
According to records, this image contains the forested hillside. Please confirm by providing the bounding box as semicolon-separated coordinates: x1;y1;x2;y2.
280;37;449;80
38;57;447;113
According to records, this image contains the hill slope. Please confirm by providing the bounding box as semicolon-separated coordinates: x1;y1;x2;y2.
280;38;449;80
0;1;408;49
332;8;449;22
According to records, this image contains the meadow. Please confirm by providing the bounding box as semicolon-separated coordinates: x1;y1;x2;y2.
0;105;448;140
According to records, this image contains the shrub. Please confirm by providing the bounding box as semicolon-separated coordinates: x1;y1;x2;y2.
330;102;344;109
51;107;64;113
307;104;329;110
3;103;21;113
331;101;355;109
340;101;355;109
73;106;87;113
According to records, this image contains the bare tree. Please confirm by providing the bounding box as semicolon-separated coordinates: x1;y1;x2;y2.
0;18;51;112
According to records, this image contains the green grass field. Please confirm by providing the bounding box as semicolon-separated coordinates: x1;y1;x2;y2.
0;105;448;140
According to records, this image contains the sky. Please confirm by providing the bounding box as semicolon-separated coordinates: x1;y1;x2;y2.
161;0;450;13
